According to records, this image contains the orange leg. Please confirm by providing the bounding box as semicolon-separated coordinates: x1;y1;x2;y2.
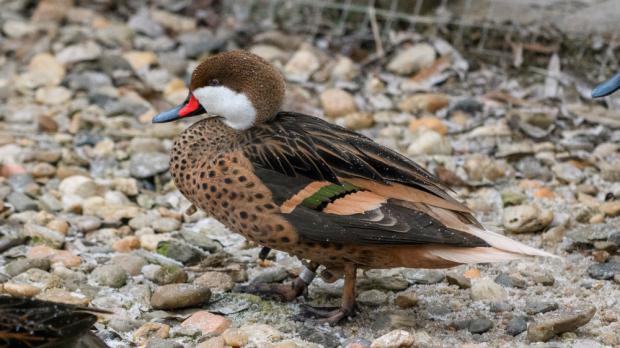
299;263;357;325
234;261;319;301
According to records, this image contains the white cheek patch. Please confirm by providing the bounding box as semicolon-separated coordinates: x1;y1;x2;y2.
193;86;257;130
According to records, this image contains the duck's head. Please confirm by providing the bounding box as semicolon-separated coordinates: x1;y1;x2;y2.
152;50;286;130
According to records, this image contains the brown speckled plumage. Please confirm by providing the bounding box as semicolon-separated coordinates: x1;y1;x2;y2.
159;50;555;324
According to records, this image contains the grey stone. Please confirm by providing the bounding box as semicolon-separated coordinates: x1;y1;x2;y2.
251;266;288;284
156;239;204;265
146;338;183;348
402;269;445;285
446;272;471;289
490;301;514;313
495;273;527;289
506;316;528;336
130;153;169;179
588;262;620;280
128;9;165;38
8;173;35;192
7;192;37;212
150;284;211;310
152;217;180;233
358;289;388;306
527;306;596;342
90;264;128;288
180;228;221;252
468;317;494;334
142;264;187;285
5;258;50;277
111;254;147;276
525;301;559;315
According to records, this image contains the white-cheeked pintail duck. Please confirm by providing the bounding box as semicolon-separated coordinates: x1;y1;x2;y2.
153;50;556;324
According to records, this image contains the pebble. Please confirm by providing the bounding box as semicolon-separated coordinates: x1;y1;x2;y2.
27;245;81;268
90;264;128;288
525;301;559;315
470;278;507;301
152;217;181;233
320;88;357;118
133;322;170;346
588;261;620;280
113;236;140;252
552;162;585;183
36;288;90;306
156;239;204;264
387;43;436;75
358;289;389;306
409;116;448;135
222;328;249;347
5;257;50;277
370;329;415;348
284;48;320;82
196;337;225;348
343;112;374;130
251;266;288;284
446;272;471;289
151;284;211;310
142;264;188;285
145;338;183;348
194;271;234;292
468;317;494;334
23;223;65;248
402;269;445;284
56;41;102;64
502;204;553;233
111;254;147;276
7;192;38;212
527;305;596;342
506;316;528;336
399;93;449;113
406;130;451;156
130;153;170;178
495;272;527;289
394;291;418;308
181;311;230;335
35;86;71;105
489;301;514;312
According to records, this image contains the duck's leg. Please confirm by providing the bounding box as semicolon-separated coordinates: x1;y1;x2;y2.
298;263;357;325
234;261;318;301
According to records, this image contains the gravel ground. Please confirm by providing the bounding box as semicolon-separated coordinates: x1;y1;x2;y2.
1;1;620;347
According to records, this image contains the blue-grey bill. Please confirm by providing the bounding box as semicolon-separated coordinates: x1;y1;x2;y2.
591;73;620;98
152;105;183;123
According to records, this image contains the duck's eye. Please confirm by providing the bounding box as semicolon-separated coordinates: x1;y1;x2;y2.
208;79;220;86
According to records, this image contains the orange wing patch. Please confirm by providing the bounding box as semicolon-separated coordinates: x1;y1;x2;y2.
323;191;386;215
280;181;331;213
344;178;471;213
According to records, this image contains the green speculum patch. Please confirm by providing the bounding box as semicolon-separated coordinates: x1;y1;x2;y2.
301;182;359;210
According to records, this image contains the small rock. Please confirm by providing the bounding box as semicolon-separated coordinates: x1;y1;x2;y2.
133;322;170;346
402;269;445;284
152;217;181;233
35;86;71;105
251;266;288;284
27;245;81;268
600;201;620;217
130;153;170;178
495;273;527;289
4;282;41;297
156;239;203;264
490;301;514;312
400;94;449;114
151;284;211;310
588;262;620;280
46;219;69;235
59;175;98;198
502;204;553;233
284;49;320;82
506;316;528;336
394;291;418;308
123;51;158;72
239;324;283;345
181;311;230;335
406;130;451;156
525;301;559;315
527;306;596;342
358;289;388;306
31;163;56;178
370;329;414;348
320;88;357;118
471;278;507;301
387;43;436;75
24;223;65;248
7;192;38;212
196;337;225;348
56;41;102;64
90;264;128;288
468;317;494;334
409;116;448;135
36;288;90;306
111;254;147;276
552;162;585;183
113;236;140;253
446;272;471;289
194;271;234;292
28;53;65;86
5;258;50;277
344;112;374;130
142;264;187;285
146;338;183;348
222;328;249;347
